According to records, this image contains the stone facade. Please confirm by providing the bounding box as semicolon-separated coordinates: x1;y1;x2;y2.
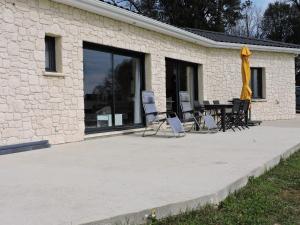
0;0;296;145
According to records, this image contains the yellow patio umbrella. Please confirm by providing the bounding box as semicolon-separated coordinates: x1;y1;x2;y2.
240;46;252;100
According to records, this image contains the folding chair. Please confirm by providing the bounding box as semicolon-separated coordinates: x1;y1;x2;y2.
179;91;202;132
142;91;185;137
239;100;250;129
179;92;218;133
225;99;242;131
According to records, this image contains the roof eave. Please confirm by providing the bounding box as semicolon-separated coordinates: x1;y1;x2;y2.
52;0;300;55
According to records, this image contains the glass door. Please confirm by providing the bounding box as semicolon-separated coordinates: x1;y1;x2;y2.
113;55;142;127
83;42;144;133
166;58;198;117
84;49;113;129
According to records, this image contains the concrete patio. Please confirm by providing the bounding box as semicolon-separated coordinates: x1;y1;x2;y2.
0;117;300;225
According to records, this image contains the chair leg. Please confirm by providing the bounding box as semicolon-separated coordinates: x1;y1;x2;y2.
154;121;165;135
143;121;165;137
142;126;148;137
194;117;202;131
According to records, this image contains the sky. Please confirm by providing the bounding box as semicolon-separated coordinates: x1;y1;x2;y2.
251;0;277;9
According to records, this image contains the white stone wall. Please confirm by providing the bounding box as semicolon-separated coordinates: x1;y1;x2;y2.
0;0;296;145
205;49;296;120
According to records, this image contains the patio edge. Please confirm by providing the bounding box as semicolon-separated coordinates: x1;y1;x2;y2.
81;143;300;225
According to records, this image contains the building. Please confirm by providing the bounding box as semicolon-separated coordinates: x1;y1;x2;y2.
1;0;300;146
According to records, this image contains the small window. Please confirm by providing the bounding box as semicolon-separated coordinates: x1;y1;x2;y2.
250;68;265;99
45;36;56;72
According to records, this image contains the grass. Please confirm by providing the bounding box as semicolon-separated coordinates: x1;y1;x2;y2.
149;150;300;225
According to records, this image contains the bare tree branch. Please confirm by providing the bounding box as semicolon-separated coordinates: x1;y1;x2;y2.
290;0;300;10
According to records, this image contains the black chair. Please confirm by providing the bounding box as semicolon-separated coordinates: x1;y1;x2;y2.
239;100;250;129
202;100;213;115
203;100;210;105
194;101;205;114
225;99;242;131
212;100;221;122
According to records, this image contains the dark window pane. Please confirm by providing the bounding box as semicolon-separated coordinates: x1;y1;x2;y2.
45;36;56;72
179;64;187;92
251;68;263;99
166;60;178;113
166;59;198;117
83;49;113;129
113;55;141;126
83;43;143;132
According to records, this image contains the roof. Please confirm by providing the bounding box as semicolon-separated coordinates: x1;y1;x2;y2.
185;28;300;50
53;0;300;54
101;1;300;50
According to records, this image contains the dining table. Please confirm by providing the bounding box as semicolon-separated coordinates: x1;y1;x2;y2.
202;104;233;132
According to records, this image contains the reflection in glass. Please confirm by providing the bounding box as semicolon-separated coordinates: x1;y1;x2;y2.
251;68;263;99
83;49;113;128
83;45;142;131
166;60;178;112
166;59;198;117
114;55;141;126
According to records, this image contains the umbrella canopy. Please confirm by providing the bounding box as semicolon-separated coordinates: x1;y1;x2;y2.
240;47;252;100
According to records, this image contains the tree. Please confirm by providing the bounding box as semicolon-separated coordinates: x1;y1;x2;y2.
261;1;300;85
290;0;300;10
108;0;242;32
227;0;263;38
287;0;300;85
261;2;296;42
108;0;161;18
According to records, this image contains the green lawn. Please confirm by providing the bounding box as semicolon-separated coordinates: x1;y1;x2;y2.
149;150;300;225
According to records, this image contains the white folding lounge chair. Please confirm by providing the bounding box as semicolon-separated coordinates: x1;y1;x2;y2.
203;115;218;132
179;91;218;133
142;91;185;137
179;91;202;132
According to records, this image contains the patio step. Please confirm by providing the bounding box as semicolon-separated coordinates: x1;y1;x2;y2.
0;140;50;155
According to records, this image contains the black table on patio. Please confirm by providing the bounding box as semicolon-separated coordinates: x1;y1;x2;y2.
202;104;233;132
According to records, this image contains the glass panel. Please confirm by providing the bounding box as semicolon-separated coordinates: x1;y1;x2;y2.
45;36;56;72
113;55;141;126
83;49;113;129
181;66;195;103
257;69;263;98
252;69;258;98
45;41;49;69
179;64;187;92
166;59;198;117
166;60;178;113
251;68;263;99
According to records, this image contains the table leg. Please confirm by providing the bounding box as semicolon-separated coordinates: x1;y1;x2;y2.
245;110;249;127
221;108;226;132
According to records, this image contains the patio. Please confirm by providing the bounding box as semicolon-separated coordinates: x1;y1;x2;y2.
0;116;300;225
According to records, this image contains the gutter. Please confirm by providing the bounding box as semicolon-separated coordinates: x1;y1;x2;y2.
52;0;300;55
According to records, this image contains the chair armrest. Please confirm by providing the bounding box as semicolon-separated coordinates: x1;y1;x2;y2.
182;110;194;113
145;112;158;116
194;111;203;116
145;111;170;116
158;111;168;115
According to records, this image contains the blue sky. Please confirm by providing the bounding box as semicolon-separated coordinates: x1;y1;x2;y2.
251;0;277;9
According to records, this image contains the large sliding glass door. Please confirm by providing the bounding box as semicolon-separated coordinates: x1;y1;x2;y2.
166;58;198;117
83;42;144;133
